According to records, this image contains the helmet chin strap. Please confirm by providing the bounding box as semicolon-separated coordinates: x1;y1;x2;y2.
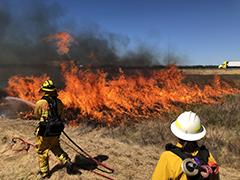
42;90;58;98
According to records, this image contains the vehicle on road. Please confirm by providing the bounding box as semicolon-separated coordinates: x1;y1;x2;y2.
218;60;240;68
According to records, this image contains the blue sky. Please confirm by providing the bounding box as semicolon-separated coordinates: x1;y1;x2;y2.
6;0;240;65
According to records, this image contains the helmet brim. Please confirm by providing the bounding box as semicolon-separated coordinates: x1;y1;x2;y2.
170;121;206;141
41;87;56;92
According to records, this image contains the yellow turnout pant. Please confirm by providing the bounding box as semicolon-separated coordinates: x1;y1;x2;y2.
35;136;70;174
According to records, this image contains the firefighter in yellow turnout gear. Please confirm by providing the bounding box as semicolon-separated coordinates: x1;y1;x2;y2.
152;111;220;180
34;80;73;179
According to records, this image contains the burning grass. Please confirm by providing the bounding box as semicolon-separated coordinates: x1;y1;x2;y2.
1;88;240;178
98;94;240;169
4;62;240;124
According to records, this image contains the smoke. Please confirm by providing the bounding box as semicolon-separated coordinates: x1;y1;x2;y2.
0;1;61;64
0;0;182;67
0;89;7;100
70;29;120;66
69;28;169;67
0;7;10;42
120;45;160;67
163;52;186;65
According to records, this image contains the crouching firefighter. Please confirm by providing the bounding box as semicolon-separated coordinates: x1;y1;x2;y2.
34;80;74;179
152;111;220;180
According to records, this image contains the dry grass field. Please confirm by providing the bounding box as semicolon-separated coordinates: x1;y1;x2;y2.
181;68;240;75
0;114;239;180
0;67;240;179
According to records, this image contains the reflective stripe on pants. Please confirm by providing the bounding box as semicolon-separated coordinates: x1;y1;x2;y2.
35;136;70;174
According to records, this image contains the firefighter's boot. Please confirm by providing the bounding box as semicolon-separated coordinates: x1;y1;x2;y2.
66;161;74;174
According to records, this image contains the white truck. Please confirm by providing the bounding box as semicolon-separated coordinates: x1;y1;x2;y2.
218;60;240;68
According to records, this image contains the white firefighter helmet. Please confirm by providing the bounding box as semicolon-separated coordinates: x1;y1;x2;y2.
170;111;206;141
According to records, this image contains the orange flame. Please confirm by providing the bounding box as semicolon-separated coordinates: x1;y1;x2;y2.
5;74;49;102
5;63;240;124
45;32;75;55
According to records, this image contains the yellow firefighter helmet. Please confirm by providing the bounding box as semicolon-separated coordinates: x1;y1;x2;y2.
41;79;56;92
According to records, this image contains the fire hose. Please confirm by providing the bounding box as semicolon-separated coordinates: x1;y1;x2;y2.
4;97;114;179
8;134;114;180
11;137;35;152
181;158;219;178
62;131;115;180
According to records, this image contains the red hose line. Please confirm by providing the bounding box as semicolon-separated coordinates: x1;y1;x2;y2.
62;131;114;179
62;131;114;173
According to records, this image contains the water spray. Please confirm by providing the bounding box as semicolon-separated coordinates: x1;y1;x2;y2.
5;96;36;108
3;96;115;179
